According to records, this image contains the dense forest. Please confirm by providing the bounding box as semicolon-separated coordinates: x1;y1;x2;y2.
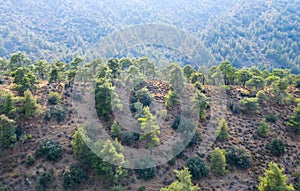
0;52;300;190
0;0;299;72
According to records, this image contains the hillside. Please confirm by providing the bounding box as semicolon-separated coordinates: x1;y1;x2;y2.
0;55;300;190
0;0;299;71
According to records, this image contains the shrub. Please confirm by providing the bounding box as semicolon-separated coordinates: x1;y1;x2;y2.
47;91;62;105
136;87;152;107
240;97;259;114
63;164;87;189
210;147;227;176
26;154;36;165
0;115;16;147
171;115;180;130
267;139;285;156
217;118;229;141
121;131;139;146
35;140;62;161
256;90;267;104
165;90;180;108
135;157;156;180
264;113;277;123
39;172;53;188
137;186;146;191
257;119;270;137
187;157;209;179
229;102;242;114
52;105;67;122
111;120;122;138
226;146;253;170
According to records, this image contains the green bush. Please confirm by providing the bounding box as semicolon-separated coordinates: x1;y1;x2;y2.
26;154;36;165
264;113;277;123
111;120;122;138
137;186;146;191
257;119;270;137
35;140;62;161
47;91;62;105
256;90;267;104
210;147;227;176
240;97;259;114
267;139;285;156
226;146;253;170
39;172;53;188
135;157;156;180
217;118;229;141
63;165;86;189
121;131;139;146
0;115;16;147
171;115;180;130
44;105;67;122
187;157;209;179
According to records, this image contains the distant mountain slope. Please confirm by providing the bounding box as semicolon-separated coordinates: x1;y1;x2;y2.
0;0;299;72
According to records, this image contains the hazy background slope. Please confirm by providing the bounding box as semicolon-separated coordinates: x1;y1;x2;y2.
0;0;299;72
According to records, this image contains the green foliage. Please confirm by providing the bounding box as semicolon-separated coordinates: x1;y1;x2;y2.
257;119;270;137
26;154;36;165
286;103;300;135
226;146;253;170
33;60;50;80
9;53;31;72
191;90;208;120
218;60;235;85
39;172;53;188
258;162;294;191
0;90;18;119
235;69;252;87
47;91;62;105
256;90;267;104
246;76;266;94
95;78;113;121
35;140;62;161
160;167;199;191
267;139;285;156
63;164;87;189
107;58;120;78
217;118;229;141
111;120;122;138
165;90;180;109
136;87;153;107
210;147;227;176
186;157;209;180
169;64;186;95
270;78;293;105
135;157;156;180
0;115;16;147
171;115;181;130
121;131;139;146
138;107;160;148
45;105;67;122
240;97;259;114
183;64;195;79
265;113;277;123
20;90;41;119
12;67;37;95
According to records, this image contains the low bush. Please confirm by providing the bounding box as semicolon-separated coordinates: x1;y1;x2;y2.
226;146;253;170
35;140;62;161
47;91;62;105
187;157;209;179
267;139;285;156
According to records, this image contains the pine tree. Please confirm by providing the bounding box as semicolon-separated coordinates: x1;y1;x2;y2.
257;118;270;137
20;90;41;119
160;167;199;191
0;115;17;147
286;103;300;135
210;147;227;176
217;118;229;141
258;162;294;191
138;107;160;148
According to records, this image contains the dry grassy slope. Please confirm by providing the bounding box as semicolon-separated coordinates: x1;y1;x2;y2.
0;79;299;191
